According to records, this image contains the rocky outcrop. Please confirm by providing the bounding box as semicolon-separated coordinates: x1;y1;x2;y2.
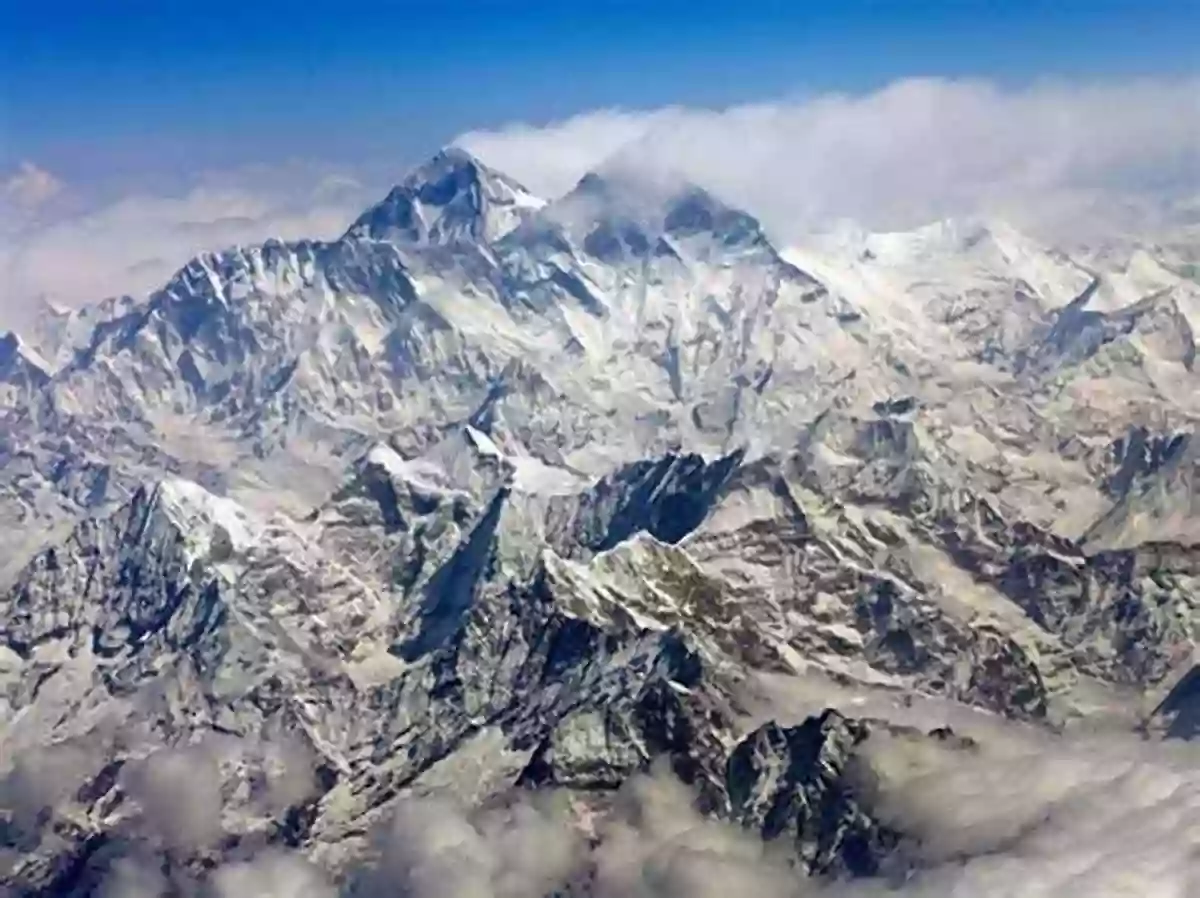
725;711;897;876
1146;662;1200;740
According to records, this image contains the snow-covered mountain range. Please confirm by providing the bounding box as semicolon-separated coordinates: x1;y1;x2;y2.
2;147;1199;896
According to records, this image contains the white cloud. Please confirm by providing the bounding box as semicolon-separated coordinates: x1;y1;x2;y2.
343;729;1200;898
0;165;374;328
120;742;226;852
0;740;98;829
457;76;1200;243
363;791;584;898
1;162;64;210
6;712;1200;897
585;765;803;898
211;851;335;898
830;727;1200;898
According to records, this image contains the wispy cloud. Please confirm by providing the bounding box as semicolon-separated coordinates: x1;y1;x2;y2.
0;163;374;328
359;791;584;898
457;76;1200;243
1;162;64;210
211;851;335;898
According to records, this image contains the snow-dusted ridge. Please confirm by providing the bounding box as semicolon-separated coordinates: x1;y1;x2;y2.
151;475;265;560
344;146;546;246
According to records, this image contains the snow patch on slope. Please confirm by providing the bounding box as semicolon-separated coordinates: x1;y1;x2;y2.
153;477;264;570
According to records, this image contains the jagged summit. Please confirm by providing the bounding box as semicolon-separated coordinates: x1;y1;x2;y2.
149;476;261;544
1085;425;1200;549
866;217;1012;258
1019;285;1196;377
829;216;1041;262
523;166;771;261
343;145;545;246
26;293;138;372
0;331;51;400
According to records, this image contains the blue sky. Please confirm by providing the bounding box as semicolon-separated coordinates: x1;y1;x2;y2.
2;2;1198;317
3;0;1199;185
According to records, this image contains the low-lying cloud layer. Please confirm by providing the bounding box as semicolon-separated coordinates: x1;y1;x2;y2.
848;730;1200;897
4;714;1199;897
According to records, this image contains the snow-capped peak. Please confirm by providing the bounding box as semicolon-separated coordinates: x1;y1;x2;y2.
343;146;545;246
520;166;770;262
403;146;497;188
142;477;265;572
805;216;1092;307
152;477;258;539
859;217;1006;263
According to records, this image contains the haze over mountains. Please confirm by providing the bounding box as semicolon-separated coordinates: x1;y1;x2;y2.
2;145;1200;896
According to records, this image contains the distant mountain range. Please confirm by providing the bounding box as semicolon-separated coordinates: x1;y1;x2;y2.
2;146;1199;896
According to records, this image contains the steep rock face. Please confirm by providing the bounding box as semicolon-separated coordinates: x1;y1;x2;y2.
56;239;420;423
24;295;138;373
488;170;868;447
995;541;1197;684
318;427;1063;724
0;333;51;407
0;438;1095;895
1086;428;1200;549
785;412;1196;690
1018;284;1196;376
1102;426;1190;498
0;476;700;887
797;218;1095;371
3;479;226;660
545;450;745;557
0;151;879;548
12;150;1200;572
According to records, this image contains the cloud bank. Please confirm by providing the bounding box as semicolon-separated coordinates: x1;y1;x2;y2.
846;729;1200;898
457;76;1200;243
3;716;1200;897
344;729;1200;898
